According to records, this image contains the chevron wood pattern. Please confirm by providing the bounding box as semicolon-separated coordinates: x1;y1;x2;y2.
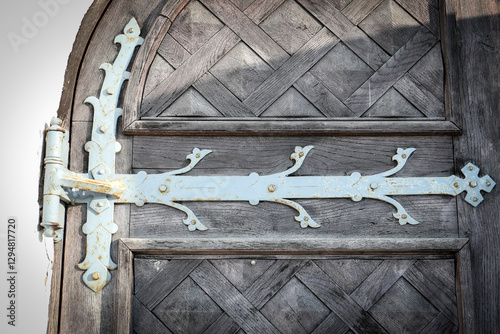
132;257;458;333
139;0;444;120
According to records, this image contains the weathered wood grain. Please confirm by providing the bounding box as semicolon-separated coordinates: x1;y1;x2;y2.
404;260;458;324
243;28;339;114
455;242;475;333
244;260;306;308
395;0;440;36
244;0;286;24
298;0;390;70
230;0;255;11
201;0;289;69
47;236;64;334
342;0;384;25
350;260;414;310
116;240;134;334
160;0;190;20
420;312;459;334
141;27;240;117
132;296;173;334
296;261;388;333
143;55;174;97
193;73;256;117
409;43;444;102
444;0;500;331
311;312;350;334
133;258;169;294
210;259;275;292
158;87;222;117
358;0;421;55
190;261;280;333
203;313;241;334
157;33;190;68
394;73;444;118
126;119;461;135
260;87;324;117
135;259;202;309
362;88;424;118
294;72;356;117
345;27;438;115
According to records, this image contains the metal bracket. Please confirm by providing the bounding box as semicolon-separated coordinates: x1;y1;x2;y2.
41;18;496;292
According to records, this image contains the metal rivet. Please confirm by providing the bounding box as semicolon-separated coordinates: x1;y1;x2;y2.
402;154;407;159
100;125;108;133
486;181;492;187
195;153;201;158
268;184;276;192
370;182;378;190
106;87;114;95
159;185;168;193
250;260;256;265
92;272;100;281
128;28;134;34
401;214;407;219
191;220;196;225
472;197;478;202
299;152;304;157
97;169;106;175
468;166;474;171
97;202;104;208
469;181;478;188
304;216;309;221
454;182;460;188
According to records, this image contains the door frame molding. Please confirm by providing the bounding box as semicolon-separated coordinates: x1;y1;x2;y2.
116;237;474;333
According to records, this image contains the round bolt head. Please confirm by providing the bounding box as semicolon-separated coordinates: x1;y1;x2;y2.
370;182;378;190
469;181;478;188
486;181;492;187
97;169;106;175
402;154;407;159
304;216;309;221
128;28;134;34
472;197;478;202
468;166;474;171
106;87;114;95
159;185;168;193
401;214;407;219
299;152;304;157
454;182;460;188
92;272;100;281
191;220;197;225
250;260;256;265
97;202;104;208
100;125;108;133
268;184;277;192
195;153;201;158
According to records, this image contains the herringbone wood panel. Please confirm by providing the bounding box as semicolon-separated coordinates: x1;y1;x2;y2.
133;257;458;333
140;0;444;120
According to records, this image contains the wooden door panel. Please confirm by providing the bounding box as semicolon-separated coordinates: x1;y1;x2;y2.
131;257;458;333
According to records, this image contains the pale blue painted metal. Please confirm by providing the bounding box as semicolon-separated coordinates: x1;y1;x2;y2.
41;18;496;292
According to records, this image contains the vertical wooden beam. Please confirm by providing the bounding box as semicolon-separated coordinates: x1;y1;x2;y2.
444;0;500;331
115;240;134;334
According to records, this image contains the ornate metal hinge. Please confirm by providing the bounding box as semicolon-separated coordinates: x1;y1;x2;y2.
41;18;496;292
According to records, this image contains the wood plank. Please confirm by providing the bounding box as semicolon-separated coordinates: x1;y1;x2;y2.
141;27;240;117
143;55;174;97
243;28;339;115
244;260;306;308
350;260;415;310
158;87;223;117
116;240;134;334
444;0;500;331
230;0;256;11
210;259;275;292
314;260;382;295
125;119;462;135
394;73;444;118
395;0;440;36
345;27;438;116
193;73;256;117
296;261;388;333
168;1;224;54
260;87;325;117
312;312;350;334
135;259;202;309
404;260;458;324
200;0;289;69
132;297;173;334
160;0;190;20
342;0;384;25
358;0;422;55
408;43;444;102
362;88;425;118
455;243;475;333
244;0;286;24
121;238;469;256
190;261;280;333
420;312;459;334
47;236;64;334
204;313;241;334
294;72;356;117
298;0;390;70
133;258;169;294
157;33;190;68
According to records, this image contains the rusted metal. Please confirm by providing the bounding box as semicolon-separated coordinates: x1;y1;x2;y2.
41;18;496;292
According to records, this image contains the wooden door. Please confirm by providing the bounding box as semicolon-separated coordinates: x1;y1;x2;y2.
50;0;499;333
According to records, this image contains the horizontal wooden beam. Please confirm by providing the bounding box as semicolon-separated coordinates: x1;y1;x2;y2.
124;119;461;136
